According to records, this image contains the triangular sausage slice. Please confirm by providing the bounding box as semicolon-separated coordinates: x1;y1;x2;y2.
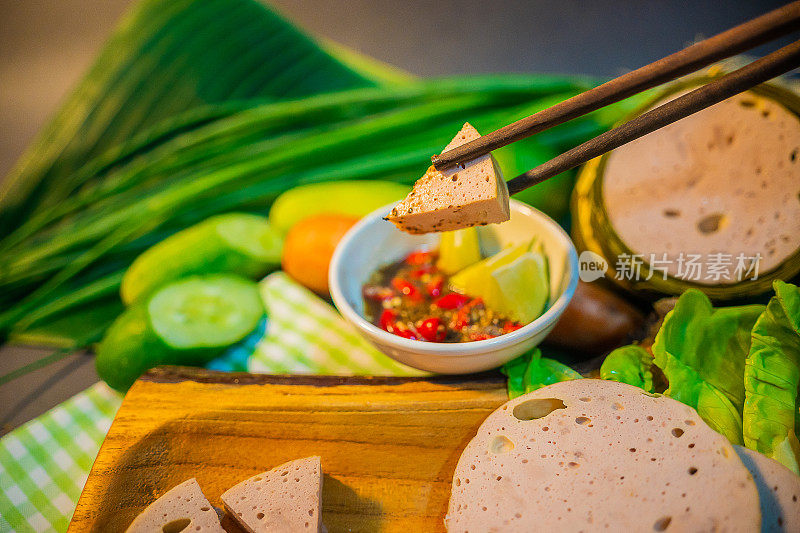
221;456;323;533
386;123;510;234
126;478;224;533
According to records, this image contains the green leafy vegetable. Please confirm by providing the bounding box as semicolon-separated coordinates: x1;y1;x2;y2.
502;349;582;399
652;289;764;444
743;280;800;473
600;344;654;392
596;282;800;472
0;0;383;233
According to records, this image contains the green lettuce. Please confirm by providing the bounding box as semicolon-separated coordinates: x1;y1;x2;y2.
502;348;582;399
652;289;764;444
600;344;654;392
743;280;800;473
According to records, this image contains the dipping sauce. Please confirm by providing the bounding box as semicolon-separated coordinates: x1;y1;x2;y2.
362;250;523;342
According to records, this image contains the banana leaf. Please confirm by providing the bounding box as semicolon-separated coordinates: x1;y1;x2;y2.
0;0;389;233
0;0;622;350
4;87;608;346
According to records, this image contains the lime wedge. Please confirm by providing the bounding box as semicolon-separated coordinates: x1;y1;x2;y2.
448;235;550;323
489;252;549;323
449;241;530;296
437;227;481;275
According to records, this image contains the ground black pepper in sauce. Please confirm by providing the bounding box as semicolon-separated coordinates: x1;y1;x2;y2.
362;250;523;342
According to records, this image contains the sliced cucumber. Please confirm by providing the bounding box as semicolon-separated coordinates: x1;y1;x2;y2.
96;274;263;391
148;275;263;349
121;213;282;304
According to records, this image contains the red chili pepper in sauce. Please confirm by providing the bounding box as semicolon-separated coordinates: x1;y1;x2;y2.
404;251;434;266
418;317;445;342
434;293;471;309
425;275;444;298
390;277;422;302
393;325;418;340
378;309;397;330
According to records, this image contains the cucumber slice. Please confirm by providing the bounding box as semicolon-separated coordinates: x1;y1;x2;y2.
96;274;263;391
148;275;263;349
121;213;282;304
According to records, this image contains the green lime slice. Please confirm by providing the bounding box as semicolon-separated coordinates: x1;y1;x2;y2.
437;227;481;275
490;252;549;323
449;241;530;296
148;275;264;349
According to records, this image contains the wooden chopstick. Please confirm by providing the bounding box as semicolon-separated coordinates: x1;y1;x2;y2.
505;39;800;195
431;1;800;171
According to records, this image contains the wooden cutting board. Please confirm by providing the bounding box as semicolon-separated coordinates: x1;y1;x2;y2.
68;367;507;532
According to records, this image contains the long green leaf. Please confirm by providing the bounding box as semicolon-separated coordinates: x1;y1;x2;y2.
3;87;588;274
1;78;586;256
0;0;381;233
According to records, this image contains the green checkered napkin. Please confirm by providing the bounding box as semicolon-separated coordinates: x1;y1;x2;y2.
0;272;422;532
250;274;424;376
0;383;120;532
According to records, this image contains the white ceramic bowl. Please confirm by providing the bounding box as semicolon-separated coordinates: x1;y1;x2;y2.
329;200;578;374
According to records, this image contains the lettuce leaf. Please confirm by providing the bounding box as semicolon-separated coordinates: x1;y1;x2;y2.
743;280;800;473
651;289;764;445
600;344;654;392
502;348;582;399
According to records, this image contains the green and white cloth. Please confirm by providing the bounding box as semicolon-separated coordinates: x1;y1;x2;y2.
0;383;120;532
0;272;421;532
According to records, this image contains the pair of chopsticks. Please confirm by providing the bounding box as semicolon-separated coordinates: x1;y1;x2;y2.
431;1;800;195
